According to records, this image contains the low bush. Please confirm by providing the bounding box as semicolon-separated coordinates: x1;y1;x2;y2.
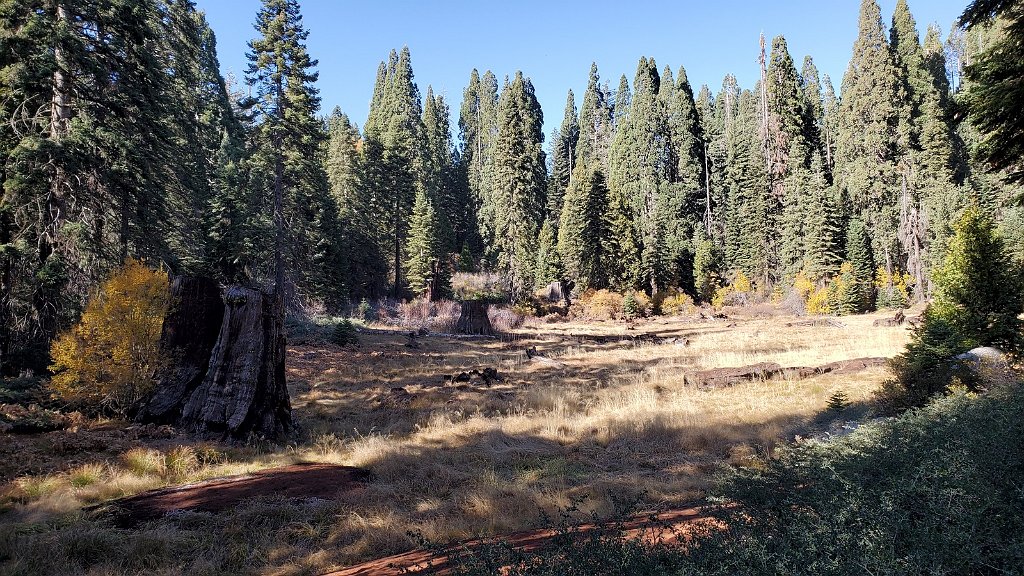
330;319;359;347
655;289;696;316
48;259;171;417
570;289;624;320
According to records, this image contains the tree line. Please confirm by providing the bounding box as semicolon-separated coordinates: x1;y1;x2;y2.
1;0;1019;376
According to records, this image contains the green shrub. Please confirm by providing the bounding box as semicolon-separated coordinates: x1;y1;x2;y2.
330;319;359;347
622;292;639;320
882;207;1023;410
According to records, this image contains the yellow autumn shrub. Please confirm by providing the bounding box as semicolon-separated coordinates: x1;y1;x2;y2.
657;288;697;316
49;259;171;415
875;266;913;309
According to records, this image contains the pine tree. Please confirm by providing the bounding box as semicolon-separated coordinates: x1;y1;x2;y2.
490;72;547;299
800;56;825;167
763;35;809;286
534;219;562;289
891;0;957;300
404;189;445;297
724;89;769;284
325;108;387;298
889;206;1024;407
577;63;614;172
363;47;427;297
458;69;500;258
961;0;1024;186
246;0;343;307
547;90;579;224
558;161;610;290
422;87;457;254
835;0;904;279
802;154;843;281
845;217;876;312
0;0;183;369
696;84;724;238
614;74;632;128
609;57;675;293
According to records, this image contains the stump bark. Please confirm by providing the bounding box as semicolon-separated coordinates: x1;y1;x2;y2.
144;281;292;439
179;286;291;438
143;277;224;423
455;300;494;336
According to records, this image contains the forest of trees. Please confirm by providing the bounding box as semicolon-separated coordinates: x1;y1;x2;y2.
1;0;1021;376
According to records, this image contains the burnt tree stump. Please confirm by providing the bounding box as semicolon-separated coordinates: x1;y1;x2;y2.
143;277;224;423
455;300;494;336
179;286;292;438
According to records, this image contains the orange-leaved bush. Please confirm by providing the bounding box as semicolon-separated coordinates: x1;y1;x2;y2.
49;259;172;415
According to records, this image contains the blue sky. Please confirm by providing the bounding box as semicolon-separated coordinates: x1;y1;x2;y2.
196;0;967;140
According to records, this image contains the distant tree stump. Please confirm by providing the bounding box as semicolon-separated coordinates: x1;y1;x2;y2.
455;300;494;336
143;276;224;423
179;286;292;438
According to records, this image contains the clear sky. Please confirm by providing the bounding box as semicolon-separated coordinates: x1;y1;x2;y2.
196;0;967;140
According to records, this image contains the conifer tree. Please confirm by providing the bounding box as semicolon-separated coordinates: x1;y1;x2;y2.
558;161;611;290
802;154;843;281
961;0;1024;186
458;69;500;257
846;217;877;312
325;108;387;298
363;47;427;297
609;57;675;292
835;0;904;278
547;90;579;223
696;84;724;237
724;89;769;284
800;56;825;166
577;63;614;172
490;72;547;298
534;219;562;289
422;87;457;254
404;189;445;297
821;73;840;177
614;74;632;128
246;0;343;307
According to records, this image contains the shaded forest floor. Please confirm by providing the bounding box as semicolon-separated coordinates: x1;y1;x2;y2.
0;306;912;575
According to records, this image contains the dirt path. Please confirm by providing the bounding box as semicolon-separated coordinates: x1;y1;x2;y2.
324;506;714;576
87;463;369;527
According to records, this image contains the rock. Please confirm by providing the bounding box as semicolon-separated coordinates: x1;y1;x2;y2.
956;347;1017;384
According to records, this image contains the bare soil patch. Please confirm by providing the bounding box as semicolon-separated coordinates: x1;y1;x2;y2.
87;463;369;527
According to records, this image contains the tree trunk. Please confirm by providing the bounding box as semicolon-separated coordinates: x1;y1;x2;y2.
143;276;224;423
456;300;494;336
178;286;291;438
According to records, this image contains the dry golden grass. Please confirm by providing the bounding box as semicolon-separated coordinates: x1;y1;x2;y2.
0;307;912;574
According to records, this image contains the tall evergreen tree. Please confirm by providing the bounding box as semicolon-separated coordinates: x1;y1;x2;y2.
362;47;427;297
458;69;500;258
490;72;547;298
836;0;905;278
547;90;579;224
245;0;343;307
558;161;611;290
609;57;675;292
577;63;614;172
325;108;387;298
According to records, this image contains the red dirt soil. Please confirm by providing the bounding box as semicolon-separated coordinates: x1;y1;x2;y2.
89;463;369;527
324;506;717;576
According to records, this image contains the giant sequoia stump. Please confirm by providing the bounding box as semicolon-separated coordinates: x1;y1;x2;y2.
145;281;291;439
143;277;224;424
455;300;494;336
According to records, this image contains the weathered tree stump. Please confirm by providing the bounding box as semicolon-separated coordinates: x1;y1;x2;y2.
179;286;291;438
455;300;494;336
143;277;224;423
